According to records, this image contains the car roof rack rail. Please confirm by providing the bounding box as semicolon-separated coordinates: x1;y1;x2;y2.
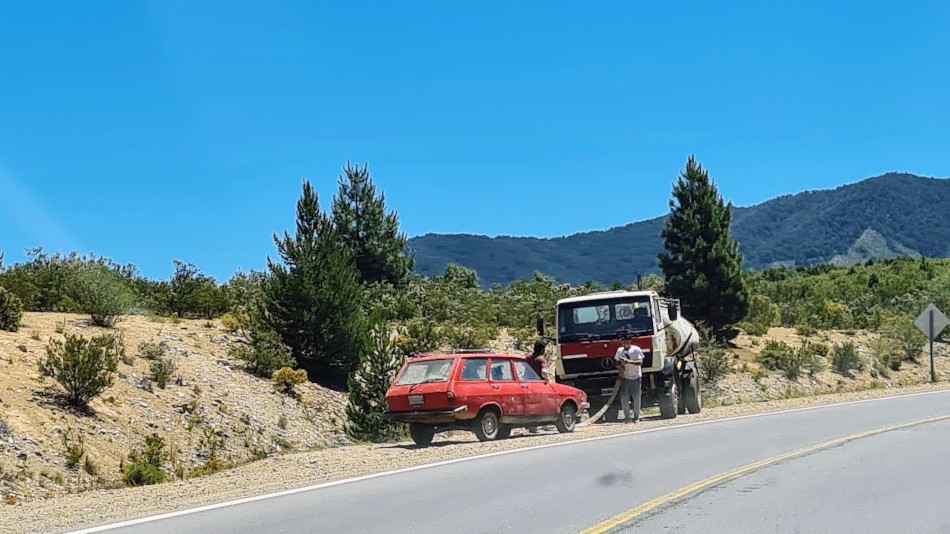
448;348;495;354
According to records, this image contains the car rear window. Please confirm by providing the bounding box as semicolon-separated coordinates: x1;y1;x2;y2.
461;358;488;381
395;359;454;386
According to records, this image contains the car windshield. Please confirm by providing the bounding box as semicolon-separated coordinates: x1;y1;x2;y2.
557;297;654;342
395;359;454;386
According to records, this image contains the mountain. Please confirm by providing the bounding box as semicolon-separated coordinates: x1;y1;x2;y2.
408;173;950;287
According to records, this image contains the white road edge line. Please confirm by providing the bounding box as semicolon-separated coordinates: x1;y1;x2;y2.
64;388;950;534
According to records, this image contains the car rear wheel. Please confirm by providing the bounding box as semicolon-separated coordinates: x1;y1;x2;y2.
556;403;577;433
474;409;501;441
409;423;435;447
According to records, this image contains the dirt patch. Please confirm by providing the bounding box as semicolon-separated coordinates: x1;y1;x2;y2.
0;313;348;505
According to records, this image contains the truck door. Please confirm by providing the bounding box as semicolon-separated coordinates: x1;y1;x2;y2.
651;296;667;367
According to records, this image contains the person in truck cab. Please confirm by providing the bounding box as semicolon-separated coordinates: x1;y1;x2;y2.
615;338;644;423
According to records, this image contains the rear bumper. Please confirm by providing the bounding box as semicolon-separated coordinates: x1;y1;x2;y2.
383;405;468;424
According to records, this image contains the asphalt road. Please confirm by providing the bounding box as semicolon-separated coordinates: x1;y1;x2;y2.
80;390;950;534
625;415;950;534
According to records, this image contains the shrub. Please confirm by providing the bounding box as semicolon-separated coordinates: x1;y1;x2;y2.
83;457;97;476
123;434;167;486
63;430;85;470
39;333;118;406
138;341;168;360
219;312;247;333
831;342;864;376
69;264;134;327
745;295;782;328
394;318;443;357
150;357;177;389
757;340;808;380
442;324;496;351
795;325;817;337
749;366;769;380
758;340;793;371
0;287;24;332
741;321;769;337
882;317;926;363
809;342;830;357
870;337;903;372
803;348;825;375
229;329;295;378
698;346;733;383
346;326;407;443
273;367;308;395
190;459;230;478
508;326;539;352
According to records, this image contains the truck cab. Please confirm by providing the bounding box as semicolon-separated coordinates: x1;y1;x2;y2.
540;290;701;420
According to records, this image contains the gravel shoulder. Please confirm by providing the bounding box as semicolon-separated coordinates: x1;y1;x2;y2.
7;381;950;534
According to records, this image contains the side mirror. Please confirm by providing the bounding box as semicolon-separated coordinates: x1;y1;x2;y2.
669;303;679;321
536;317;545;337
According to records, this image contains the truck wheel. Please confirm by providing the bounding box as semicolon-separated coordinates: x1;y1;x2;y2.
556;403;577;433
474;409;501;442
676;376;687;415
684;364;702;414
658;381;678;419
409;423;435;447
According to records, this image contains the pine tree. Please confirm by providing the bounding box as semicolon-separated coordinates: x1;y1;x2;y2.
331;162;414;287
264;180;369;387
345;325;406;442
658;155;749;340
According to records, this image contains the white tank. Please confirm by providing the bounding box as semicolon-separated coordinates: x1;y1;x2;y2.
664;316;700;358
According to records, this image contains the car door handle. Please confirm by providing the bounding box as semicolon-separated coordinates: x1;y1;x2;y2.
491;385;500;389
521;384;529;389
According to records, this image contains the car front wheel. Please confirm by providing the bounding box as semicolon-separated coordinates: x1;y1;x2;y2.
556;403;577;433
409;423;435;447
474;409;501;441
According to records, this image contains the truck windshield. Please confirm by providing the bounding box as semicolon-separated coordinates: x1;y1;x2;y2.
557;297;654;342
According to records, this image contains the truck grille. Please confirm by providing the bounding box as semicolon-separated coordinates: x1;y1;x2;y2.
562;354;654;376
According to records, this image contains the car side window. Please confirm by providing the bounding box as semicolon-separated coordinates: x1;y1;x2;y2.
489;360;514;382
461;358;488;381
513;361;543;382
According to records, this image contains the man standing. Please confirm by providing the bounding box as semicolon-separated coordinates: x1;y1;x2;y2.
614;339;644;423
527;341;550;382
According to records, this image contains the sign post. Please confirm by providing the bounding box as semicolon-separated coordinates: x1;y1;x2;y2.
915;304;949;383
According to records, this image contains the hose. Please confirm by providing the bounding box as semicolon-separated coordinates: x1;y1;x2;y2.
576;375;622;428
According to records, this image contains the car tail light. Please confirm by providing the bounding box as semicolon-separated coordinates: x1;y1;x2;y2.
446;391;456;407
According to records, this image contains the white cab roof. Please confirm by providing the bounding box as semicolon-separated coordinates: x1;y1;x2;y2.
556;290;657;306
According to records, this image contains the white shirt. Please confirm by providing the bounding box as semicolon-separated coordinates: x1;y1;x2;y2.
615;346;644;379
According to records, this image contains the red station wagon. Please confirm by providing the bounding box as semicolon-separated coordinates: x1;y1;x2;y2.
384;352;589;447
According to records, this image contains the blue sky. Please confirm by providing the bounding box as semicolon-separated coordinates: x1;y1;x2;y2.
1;1;948;281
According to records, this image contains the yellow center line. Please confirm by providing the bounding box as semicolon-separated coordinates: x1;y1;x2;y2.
579;413;950;534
